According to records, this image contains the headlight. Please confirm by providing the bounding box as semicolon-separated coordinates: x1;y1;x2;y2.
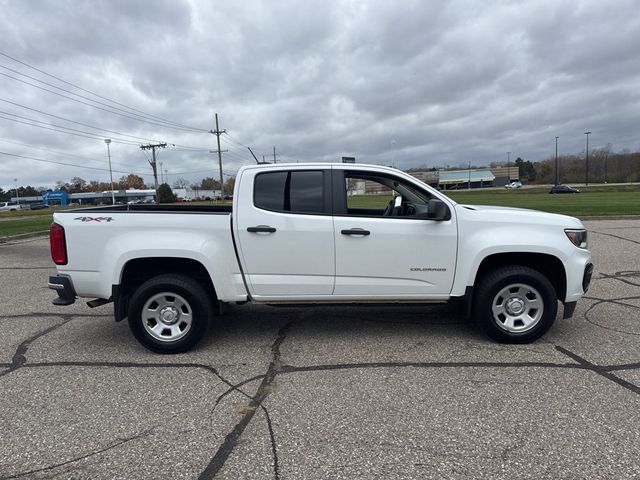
565;229;588;249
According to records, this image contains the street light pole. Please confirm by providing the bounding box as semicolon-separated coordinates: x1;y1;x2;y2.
555;137;559;185
468;161;471;190
584;131;591;186
14;178;19;205
391;140;397;168
104;139;115;205
507;151;511;183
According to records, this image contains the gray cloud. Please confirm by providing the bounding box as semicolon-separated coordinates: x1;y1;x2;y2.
1;0;639;190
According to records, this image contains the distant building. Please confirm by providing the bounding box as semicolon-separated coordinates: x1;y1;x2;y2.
438;169;496;190
490;166;520;186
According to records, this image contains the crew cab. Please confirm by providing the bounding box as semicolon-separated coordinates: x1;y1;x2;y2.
48;163;593;353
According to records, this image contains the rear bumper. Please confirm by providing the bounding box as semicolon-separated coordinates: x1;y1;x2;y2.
48;275;76;306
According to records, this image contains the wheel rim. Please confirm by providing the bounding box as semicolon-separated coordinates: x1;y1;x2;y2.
142;292;193;342
491;283;544;333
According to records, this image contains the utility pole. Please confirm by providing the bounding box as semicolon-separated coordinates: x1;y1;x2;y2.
209;113;227;200
273;146;277;164
104;139;115;205
506;151;511;183
140;143;167;203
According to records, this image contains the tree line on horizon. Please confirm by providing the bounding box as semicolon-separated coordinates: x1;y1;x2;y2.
2;148;639;202
410;147;640;185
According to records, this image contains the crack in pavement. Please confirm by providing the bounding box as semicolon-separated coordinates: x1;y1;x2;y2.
0;423;160;480
2;314;640;479
555;346;640;395
197;321;291;480
591;230;640;245
3;255;640;478
592;270;640;288
0;318;277;479
0;316;72;378
581;267;640;335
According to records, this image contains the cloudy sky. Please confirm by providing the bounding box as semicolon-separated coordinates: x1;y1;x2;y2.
1;0;639;190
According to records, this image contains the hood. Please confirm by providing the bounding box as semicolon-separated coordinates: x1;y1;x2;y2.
456;204;584;228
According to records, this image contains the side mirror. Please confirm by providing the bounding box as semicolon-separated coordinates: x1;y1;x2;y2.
427;199;449;220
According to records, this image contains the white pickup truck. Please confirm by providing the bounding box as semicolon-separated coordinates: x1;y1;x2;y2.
48;163;593;353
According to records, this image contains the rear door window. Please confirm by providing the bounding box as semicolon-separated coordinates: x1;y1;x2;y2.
254;170;325;214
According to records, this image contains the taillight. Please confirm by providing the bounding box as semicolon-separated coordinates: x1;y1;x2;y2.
50;223;67;265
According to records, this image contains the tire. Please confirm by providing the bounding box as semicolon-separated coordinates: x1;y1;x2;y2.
128;274;213;354
474;265;557;344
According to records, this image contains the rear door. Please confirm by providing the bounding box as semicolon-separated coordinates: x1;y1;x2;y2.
234;167;335;298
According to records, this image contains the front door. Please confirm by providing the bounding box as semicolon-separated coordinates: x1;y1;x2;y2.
332;168;457;298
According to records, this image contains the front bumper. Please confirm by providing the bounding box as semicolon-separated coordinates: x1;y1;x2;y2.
563;263;594;320
582;263;594;293
48;275;76;306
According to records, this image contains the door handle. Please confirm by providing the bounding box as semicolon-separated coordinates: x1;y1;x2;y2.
247;225;276;233
341;228;370;236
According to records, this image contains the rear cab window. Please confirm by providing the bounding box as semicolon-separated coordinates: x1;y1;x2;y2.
253;170;327;214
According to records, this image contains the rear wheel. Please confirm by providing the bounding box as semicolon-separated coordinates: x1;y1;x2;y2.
474;266;557;343
128;274;212;353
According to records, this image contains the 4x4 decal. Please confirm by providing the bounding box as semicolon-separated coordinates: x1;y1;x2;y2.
73;216;114;223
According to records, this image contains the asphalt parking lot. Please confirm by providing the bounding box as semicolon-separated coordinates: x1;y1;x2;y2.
1;219;639;479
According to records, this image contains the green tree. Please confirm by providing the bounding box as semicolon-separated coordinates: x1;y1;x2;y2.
515;158;536;183
118;173;145;189
223;176;235;194
200;177;221;190
158;183;176;203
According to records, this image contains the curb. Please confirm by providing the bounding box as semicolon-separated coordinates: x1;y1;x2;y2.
579;215;640;221
0;230;49;244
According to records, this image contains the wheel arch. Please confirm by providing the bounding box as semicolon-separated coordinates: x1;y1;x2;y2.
114;257;217;322
473;252;567;303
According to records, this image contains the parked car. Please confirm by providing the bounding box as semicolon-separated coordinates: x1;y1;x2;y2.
550;185;580;194
49;163;592;353
30;203;49;210
505;181;522;189
0;202;20;212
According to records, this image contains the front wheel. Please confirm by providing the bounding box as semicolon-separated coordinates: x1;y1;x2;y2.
128;274;212;353
474;266;558;343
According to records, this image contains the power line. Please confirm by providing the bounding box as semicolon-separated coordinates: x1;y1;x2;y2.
0;110;140;145
0;113;139;145
0;97;165;143
0;51;207;132
0;150;144;175
1;148;238;187
0;71;201;133
0;137;132;168
223;132;251;149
